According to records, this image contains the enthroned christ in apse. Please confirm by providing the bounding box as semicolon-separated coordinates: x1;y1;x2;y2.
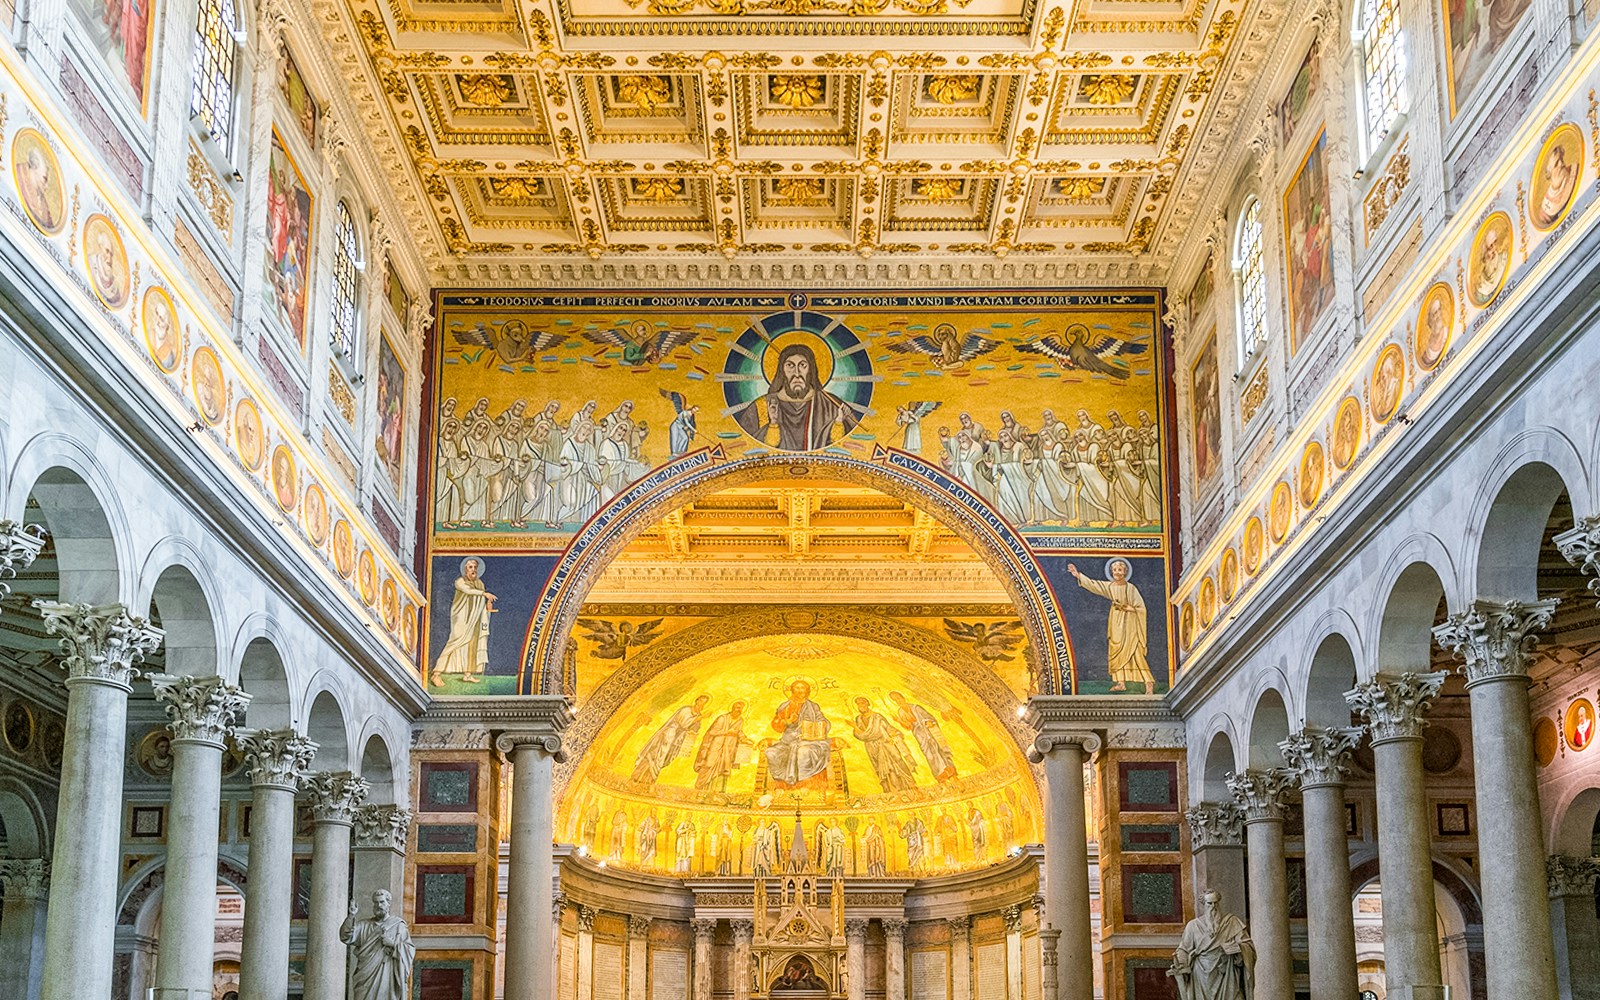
765;680;833;791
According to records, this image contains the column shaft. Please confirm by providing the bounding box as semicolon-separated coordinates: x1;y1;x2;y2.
692;919;714;1000
237;783;297;1000
155;737;228;994
503;738;559;1000
577;909;595;1000
630;918;652;1000
304;818;354;1000
1548;857;1600;1000
1465;675;1560;997
1038;737;1094;1000
1372;736;1443;995
950;917;971;1000
1244;817;1292;1000
885;919;907;1000
731;919;752;1000
846;919;867;1000
1004;908;1024;1000
41;677;133;1000
1193;845;1246;916
1301;784;1357;1000
0;861;49;1000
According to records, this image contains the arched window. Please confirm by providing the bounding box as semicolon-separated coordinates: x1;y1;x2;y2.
1356;0;1407;153
190;0;240;148
330;203;361;365
1234;198;1267;359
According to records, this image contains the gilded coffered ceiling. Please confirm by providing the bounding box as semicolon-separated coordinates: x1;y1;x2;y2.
321;0;1270;281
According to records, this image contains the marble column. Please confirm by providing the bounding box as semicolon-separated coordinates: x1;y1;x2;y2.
1184;802;1246;918
33;601;162;1000
352;804;412;904
692;917;715;1000
577;906;597;1000
1040;928;1061;1000
845;917;868;1000
1280;726;1362;1000
732;918;753;1000
1027;726;1100;1000
1546;855;1600;1000
1346;671;1447;999
0;859;49;1000
150;674;251;997
498;718;568;1000
631;916;653;1000
1004;904;1024;1000
301;770;369;1000
1227;768;1294;1000
1435;599;1561;999
948;916;972;1000
884;917;907;1000
235;728;317;1000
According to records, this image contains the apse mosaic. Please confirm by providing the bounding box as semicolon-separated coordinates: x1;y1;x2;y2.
423;289;1176;699
554;632;1044;878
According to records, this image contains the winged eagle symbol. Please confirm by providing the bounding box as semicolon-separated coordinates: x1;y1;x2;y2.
1015;323;1149;379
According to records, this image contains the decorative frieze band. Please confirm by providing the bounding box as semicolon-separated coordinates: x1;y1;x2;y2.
1344;671;1447;744
33;601;163;688
237;728;318;790
149;674;251;747
302;770;370;824
1279;725;1363;789
1433;598;1558;684
1185;801;1245;848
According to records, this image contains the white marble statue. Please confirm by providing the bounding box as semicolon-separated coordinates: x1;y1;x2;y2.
1170;889;1254;1000
342;890;415;1000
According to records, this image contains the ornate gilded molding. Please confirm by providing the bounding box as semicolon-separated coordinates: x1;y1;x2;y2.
149;674;252;747
32;602;164;688
1278;725;1362;789
1239;363;1269;423
1185;801;1244;848
0;520;45;604
186;141;235;237
236;728;319;790
302;770;371;824
352;804;414;850
1432;598;1559;685
1344;672;1447;744
1555;514;1600;605
1363;139;1411;242
1225;767;1293;823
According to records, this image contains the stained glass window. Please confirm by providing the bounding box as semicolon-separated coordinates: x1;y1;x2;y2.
189;0;239;148
1237;198;1267;357
1359;0;1407;151
331;203;360;365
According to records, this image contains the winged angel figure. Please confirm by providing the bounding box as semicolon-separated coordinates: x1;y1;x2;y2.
885;322;1000;369
583;320;698;367
942;619;1025;663
575;618;667;661
1016;323;1149;379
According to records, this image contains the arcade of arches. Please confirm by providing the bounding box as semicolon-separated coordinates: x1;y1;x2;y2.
5;0;1600;998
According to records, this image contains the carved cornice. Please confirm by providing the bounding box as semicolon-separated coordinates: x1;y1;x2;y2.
1278;725;1363;789
1433;599;1558;685
32;602;164;689
1344;671;1446;744
301;770;370;825
0;521;46;604
1546;854;1600;898
1225;767;1293;823
352;804;413;851
0;858;50;900
1184;801;1245;848
1556;514;1600;605
149;675;252;747
236;728;318;790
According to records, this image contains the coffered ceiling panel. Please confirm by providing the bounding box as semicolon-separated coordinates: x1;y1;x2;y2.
329;0;1265;275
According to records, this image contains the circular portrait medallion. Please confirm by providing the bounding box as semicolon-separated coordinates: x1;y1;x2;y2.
721;310;873;452
1533;716;1558;768
190;346;227;426
82;213;131;310
1179;601;1195;651
270;445;298;512
1415;282;1454;372
401;602;417;653
233;397;265;472
12;128;66;236
2;699;35;754
1219;548;1239;602
381;577;399;631
1530;122;1584;231
1331;396;1364;471
1566;697;1596;752
142;285;183;374
1269;481;1294;543
1371;343;1406;423
1243;516;1265;575
1198;576;1217;627
1467;212;1513;309
357;548;378;606
1298;441;1326;509
303;481;329;547
332;520;355;578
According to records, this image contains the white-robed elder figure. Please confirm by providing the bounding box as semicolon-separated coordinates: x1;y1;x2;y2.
632;695;710;784
430;557;496;687
1068;557;1156;693
342;890;415;1000
765;679;833;791
889;690;957;782
1170;889;1254;1000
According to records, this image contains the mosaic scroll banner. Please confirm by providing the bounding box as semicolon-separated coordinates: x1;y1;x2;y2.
424;289;1176;697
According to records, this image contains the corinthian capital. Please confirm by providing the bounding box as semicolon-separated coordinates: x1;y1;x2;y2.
255;0;290;51
1433;598;1558;684
1185;801;1245;848
1344;671;1446;744
33;602;163;688
1546;854;1600;898
1225;768;1293;822
407;299;435;345
1279;725;1363;788
302;770;370;824
0;858;50;900
236;728;318;789
352;804;413;850
0;520;46;603
1556;514;1600;605
150;674;251;747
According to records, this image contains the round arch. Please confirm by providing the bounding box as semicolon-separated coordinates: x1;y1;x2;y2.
0;777;50;858
8;449;132;606
144;562;221;678
1374;559;1451;677
1552;786;1600;856
1246;686;1291;768
1304;628;1360;727
1468;458;1576;602
359;732;397;805
1200;728;1238;802
237;633;293;730
517;449;1075;696
305;687;350;771
552;604;1038;796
